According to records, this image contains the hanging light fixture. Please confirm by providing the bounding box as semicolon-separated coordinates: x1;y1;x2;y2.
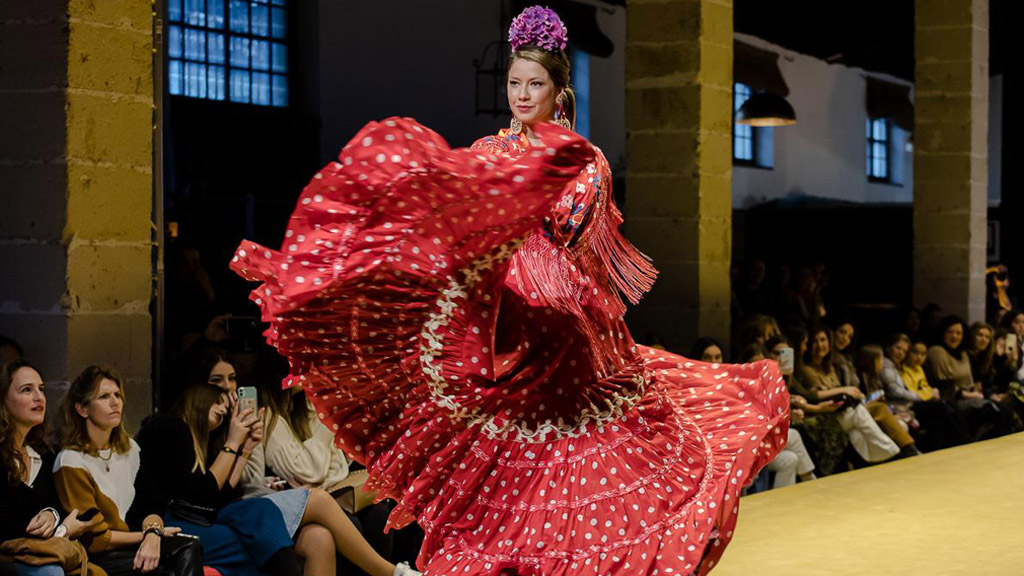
736;91;797;127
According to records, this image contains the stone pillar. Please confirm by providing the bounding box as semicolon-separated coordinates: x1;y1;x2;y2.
0;1;154;428
913;0;988;322
624;0;733;352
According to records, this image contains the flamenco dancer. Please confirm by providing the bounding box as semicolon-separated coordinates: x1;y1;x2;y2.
231;7;788;575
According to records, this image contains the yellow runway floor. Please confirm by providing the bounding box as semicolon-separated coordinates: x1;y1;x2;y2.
713;432;1024;576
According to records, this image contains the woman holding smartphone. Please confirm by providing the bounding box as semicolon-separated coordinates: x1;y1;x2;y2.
177;348;418;576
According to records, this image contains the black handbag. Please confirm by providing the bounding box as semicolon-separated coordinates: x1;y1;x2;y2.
89;534;203;576
167;499;218;528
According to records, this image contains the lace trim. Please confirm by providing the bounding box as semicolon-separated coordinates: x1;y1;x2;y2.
417;240;647;442
422;396;720;564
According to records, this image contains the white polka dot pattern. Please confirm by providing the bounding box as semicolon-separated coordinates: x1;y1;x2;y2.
230;118;789;576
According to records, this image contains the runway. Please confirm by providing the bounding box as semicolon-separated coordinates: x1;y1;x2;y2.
713;432;1024;575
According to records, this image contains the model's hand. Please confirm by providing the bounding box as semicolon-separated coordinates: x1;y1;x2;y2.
25;509;57;538
134;532;161;573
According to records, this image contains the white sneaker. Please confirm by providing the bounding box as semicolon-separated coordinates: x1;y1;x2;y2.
393;562;422;576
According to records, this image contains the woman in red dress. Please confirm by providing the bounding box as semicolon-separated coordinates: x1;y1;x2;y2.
231;7;788;575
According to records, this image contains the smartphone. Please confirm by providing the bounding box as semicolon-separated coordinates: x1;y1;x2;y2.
237;386;258;416
867;389;884;402
1007;333;1018;352
778;346;794;375
78;508;100;522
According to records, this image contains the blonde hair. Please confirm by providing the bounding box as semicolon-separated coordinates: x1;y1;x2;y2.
60;365;132;456
510;46;576;129
174;384;228;474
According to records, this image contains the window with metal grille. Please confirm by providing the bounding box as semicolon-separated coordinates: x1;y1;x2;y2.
866;117;890;181
167;0;288;107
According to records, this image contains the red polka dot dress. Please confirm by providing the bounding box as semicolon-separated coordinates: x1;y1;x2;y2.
231;118;789;576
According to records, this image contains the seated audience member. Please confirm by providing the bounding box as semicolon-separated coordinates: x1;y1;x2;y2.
1;361;93;576
690;338;723;363
184;349;418;576
244;352;424;571
53;365;202;576
854;346;921;456
737;343;768;363
758;339;816;488
831;321;860;389
0;338;24;365
988;328;1024;430
733;315;781;360
997;309;1024;381
925;316;1014;440
800;326;901;462
132;383;315;576
884;336;969;452
768;332;847;476
967;322;996;390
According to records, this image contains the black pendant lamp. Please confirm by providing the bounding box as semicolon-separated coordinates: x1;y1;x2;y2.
736;91;797;127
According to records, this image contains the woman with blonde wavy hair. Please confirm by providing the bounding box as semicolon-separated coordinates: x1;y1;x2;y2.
53;365;201;575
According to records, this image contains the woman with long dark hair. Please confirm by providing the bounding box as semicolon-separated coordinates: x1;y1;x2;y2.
799;326;902;462
171;349;417;576
926;316;1014;439
1;361;95;576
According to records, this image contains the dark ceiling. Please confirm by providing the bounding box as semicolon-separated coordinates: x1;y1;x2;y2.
734;0;1007;80
585;0;1008;80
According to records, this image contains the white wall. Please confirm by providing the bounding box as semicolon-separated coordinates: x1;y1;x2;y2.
732;33;1004;209
731;33;914;208
314;1;626;165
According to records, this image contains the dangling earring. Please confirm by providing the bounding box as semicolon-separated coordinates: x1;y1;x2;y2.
554;93;572;131
509;117;522;135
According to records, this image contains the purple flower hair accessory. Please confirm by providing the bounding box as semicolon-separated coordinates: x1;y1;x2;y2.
508;6;568;53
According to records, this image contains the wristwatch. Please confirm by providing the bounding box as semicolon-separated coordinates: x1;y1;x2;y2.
143;524;164;539
53;524;68;538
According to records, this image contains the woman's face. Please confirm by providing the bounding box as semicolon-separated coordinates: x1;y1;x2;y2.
4;367;46;431
1012;314;1024;338
972;327;992;353
77;378;123;433
889;340;909;365
507;58;558;129
810;331;830;361
207;393;230;429
943;323;964;350
834;324;854;352
906;343;927;367
701;345;723;363
208;361;237;396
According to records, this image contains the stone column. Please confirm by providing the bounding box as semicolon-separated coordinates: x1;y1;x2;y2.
624;0;733;352
913;0;988;322
0;1;154;428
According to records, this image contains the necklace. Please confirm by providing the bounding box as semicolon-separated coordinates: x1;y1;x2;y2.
97;448;113;473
